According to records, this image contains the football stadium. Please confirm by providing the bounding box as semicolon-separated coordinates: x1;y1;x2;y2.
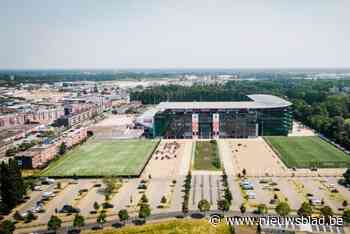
139;94;293;139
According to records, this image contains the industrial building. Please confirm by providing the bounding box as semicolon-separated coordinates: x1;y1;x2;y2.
139;94;292;139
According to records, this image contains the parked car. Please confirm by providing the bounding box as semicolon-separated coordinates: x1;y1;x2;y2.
33;186;42;191
310;198;322;206
247;191;256;199
241;184;254;190
60;205;80;213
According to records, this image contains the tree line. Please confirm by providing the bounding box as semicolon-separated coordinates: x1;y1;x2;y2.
131;79;350;151
0;158;25;213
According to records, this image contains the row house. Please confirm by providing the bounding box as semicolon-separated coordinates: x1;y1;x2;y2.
15;128;87;169
0;113;26;128
25;107;64;125
57;104;104;127
16;142;59;168
0;107;64;128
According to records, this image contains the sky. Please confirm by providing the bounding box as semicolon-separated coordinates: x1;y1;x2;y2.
0;0;349;69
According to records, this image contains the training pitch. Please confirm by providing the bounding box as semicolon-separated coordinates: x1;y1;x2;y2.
265;136;350;168
40;139;159;177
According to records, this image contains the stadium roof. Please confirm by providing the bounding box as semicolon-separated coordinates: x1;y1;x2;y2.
156;94;291;110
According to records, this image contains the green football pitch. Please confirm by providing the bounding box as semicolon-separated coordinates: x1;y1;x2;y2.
40;139;159;177
265;136;350;168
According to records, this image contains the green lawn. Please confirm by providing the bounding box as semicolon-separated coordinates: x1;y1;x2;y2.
40;139;159;177
265;136;350;168
193;140;221;170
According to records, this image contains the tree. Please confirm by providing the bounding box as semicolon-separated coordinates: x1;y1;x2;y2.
118;209;129;225
139;203;151;221
140;194;149;203
297;202;313;217
102;177;117;195
56;182;61;189
10;158;25;201
47;215;62;231
0;159;25;212
93;201;100;212
344;168;350;185
242;168;247;177
256;204;268;214
58;142;67;156
198;199;211;216
97;211;107;225
161;196;167;204
320;206;333;222
182;202;189;214
342;209;350;223
240;203;246;214
224;188;233;204
73;213;85;228
24;211;36;223
0;220;15;234
217;199;230;214
275;202;290;216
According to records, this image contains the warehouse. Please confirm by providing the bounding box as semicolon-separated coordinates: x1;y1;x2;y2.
144;94;292;139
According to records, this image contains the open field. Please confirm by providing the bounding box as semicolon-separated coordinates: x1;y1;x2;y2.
142;140;192;179
265;136;350;168
227;138;287;176
88;114;143;139
193;140;221;170
85;219;231;234
40;139;159;177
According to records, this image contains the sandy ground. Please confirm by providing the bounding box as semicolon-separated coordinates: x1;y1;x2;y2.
229;138;288;176
142;140;192;179
13;89;69;102
93;114;135;127
289;121;316;136
89;114;144;139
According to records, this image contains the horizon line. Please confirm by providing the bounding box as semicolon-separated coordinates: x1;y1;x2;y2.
1;67;350;71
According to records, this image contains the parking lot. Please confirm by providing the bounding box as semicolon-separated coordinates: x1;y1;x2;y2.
232;176;350;215
189;173;223;211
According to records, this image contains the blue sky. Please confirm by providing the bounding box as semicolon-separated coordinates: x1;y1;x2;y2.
0;0;349;69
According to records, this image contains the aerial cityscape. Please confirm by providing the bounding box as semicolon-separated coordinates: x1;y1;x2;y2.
1;1;350;234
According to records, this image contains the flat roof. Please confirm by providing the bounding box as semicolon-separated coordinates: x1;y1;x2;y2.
156;94;291;110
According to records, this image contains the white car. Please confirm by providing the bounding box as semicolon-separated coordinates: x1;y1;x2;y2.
33;186;42;191
310;198;322;206
247;191;256;199
42;191;54;198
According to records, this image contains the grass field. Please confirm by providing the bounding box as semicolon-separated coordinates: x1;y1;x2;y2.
40;139;159;177
265;136;350;168
193;140;221;170
87;220;232;234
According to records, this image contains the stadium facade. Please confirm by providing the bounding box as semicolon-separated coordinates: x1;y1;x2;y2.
139;94;292;139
